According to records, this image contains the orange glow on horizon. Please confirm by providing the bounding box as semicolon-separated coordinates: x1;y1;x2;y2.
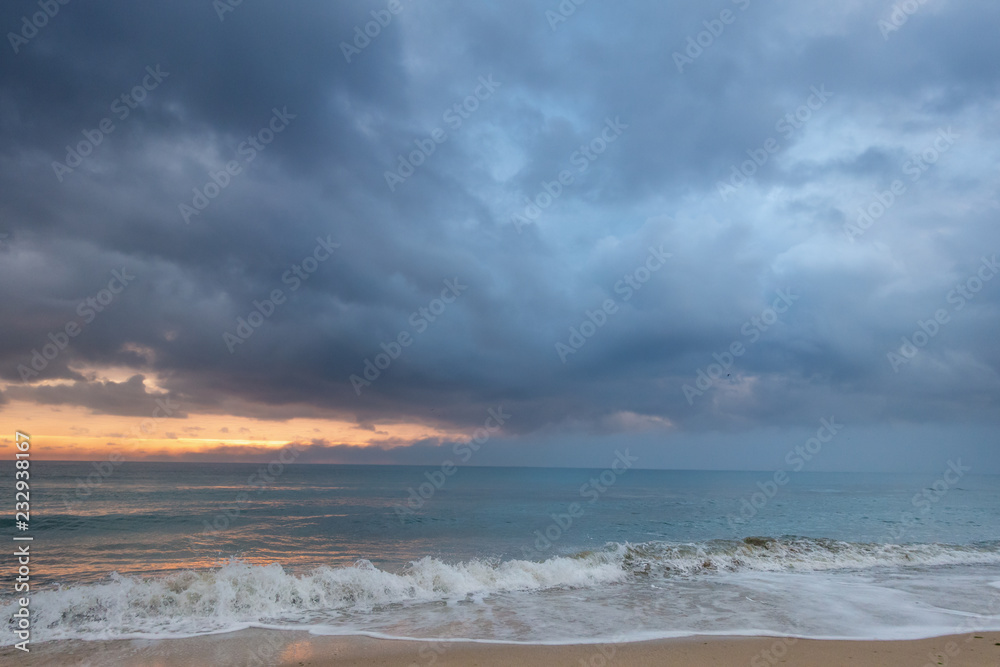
0;399;465;461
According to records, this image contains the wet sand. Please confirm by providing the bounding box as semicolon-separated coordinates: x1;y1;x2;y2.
3;629;999;666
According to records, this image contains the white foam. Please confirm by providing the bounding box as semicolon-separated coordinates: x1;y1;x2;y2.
613;538;1000;576
1;555;625;644
4;539;999;645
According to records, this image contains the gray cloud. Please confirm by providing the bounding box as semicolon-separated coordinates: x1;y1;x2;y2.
6;374;186;418
1;0;998;470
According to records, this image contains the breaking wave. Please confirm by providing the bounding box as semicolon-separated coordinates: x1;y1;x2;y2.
613;536;1000;576
5;537;999;643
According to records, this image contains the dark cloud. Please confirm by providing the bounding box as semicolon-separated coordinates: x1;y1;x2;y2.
1;1;998;470
5;374;186;418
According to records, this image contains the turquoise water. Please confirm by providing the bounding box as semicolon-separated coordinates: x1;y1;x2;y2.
3;461;1000;643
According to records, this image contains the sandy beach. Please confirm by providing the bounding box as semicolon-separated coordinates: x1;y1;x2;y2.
4;630;999;667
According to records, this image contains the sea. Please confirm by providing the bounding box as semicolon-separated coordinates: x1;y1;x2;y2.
2;460;999;647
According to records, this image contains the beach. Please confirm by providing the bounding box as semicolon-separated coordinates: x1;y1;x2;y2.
4;630;1000;666
4;465;999;653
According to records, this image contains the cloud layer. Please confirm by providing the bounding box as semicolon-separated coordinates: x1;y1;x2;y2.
1;0;998;470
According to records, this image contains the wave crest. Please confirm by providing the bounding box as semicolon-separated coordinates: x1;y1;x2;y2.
612;537;1000;576
3;554;625;643
5;538;998;643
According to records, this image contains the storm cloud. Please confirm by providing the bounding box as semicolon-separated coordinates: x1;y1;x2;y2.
1;0;998;470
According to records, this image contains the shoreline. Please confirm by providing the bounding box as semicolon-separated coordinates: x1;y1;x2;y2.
3;630;999;666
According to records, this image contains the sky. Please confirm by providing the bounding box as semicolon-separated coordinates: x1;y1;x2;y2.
0;0;998;472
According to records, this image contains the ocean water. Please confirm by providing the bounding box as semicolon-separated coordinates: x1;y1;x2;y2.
2;461;1000;645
